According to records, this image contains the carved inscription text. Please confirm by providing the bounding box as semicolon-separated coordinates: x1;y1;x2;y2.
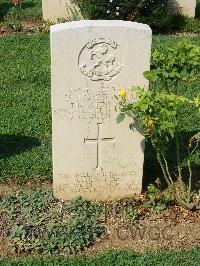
56;170;138;194
54;87;115;121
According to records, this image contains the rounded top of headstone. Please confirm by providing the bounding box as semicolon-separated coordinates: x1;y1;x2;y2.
50;20;151;33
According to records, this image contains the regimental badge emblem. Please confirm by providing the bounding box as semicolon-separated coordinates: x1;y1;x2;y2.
78;38;124;81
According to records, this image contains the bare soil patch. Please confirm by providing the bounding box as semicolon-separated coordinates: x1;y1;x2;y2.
0;180;51;197
86;206;200;256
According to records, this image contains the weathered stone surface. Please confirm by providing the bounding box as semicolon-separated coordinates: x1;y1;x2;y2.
175;0;196;17
42;0;82;22
51;20;152;201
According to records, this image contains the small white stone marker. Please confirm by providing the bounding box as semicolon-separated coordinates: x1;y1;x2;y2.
42;0;82;22
51;20;152;201
175;0;196;17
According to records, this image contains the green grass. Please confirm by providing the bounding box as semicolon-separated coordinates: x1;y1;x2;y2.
0;0;42;21
1;249;200;265
0;34;51;182
0;34;199;182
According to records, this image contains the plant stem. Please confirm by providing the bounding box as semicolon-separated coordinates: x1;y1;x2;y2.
151;140;189;210
162;155;174;184
151;141;172;187
187;158;192;205
175;132;185;196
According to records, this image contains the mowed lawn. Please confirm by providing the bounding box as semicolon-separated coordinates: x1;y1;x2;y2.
1;249;200;266
0;33;200;182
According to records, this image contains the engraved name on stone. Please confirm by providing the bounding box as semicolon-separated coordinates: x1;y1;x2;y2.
54;87;114;120
53;87;136;121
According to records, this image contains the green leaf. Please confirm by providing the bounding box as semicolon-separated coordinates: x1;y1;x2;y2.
155;203;166;211
144;70;159;82
140;104;149;111
116;113;125;124
143;201;152;208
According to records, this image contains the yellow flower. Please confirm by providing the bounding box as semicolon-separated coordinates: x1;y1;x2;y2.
118;88;126;98
147;119;155;126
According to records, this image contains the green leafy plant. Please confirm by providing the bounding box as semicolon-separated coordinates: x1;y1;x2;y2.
116;40;200;211
172;15;200;34
122;205;140;222
1;188;54;222
145;40;200;90
40;214;103;255
66;196;103;217
3;6;23;32
4;6;23;21
143;183;170;211
65;3;83;21
0;190;104;255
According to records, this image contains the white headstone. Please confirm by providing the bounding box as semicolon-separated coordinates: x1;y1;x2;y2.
42;0;82;22
175;0;196;17
51;20;152;201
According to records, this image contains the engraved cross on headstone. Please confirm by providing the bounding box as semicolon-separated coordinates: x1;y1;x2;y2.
84;123;115;169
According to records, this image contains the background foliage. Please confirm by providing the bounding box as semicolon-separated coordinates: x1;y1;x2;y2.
0;0;42;20
0;0;200;33
73;0;200;33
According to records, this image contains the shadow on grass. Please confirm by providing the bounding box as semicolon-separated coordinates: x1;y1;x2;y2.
0;134;40;159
